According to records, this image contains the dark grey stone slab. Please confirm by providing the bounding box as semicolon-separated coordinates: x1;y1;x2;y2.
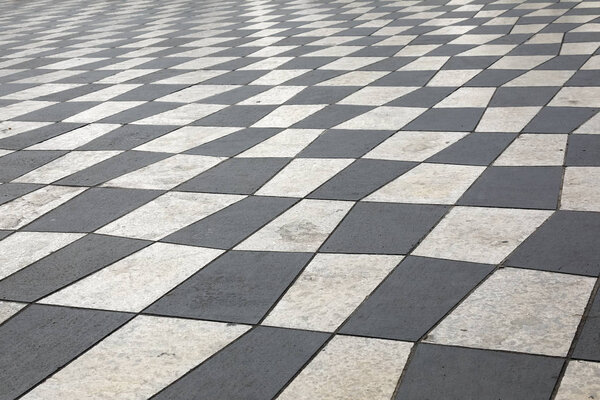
99;102;182;124
0;150;66;182
394;344;563;400
426;132;516;165
524;107;597;134
0;122;83;150
465;69;526;86
573;291;600;361
146;251;311;323
152;326;328;400
387;87;455;108
163;196;296;249
372;71;436;86
185;128;281;157
286;86;357;105
78;125;176;150
22;187;162;232
56;150;170;186
322;202;449;254
341;256;494;341
404;108;485;132
0;231;11;240
176;157;289;194
0;234;150;302
565;134;600;166
293;105;372;129
298;129;393;158
15;102;98;122
308;159;415;201
0;183;43;205
507;211;600;277
458;166;563;209
192;105;277;127
489;87;560;107
0;304;132;400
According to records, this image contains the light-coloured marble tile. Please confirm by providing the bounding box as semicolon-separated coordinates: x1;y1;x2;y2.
238;86;305;105
582;55;600;70
0;185;86;230
366;163;484;204
131;104;226;125
238;128;322;157
413;206;552;264
256;158;353;197
252;105;326;128
459;44;517;56
28;124;120;150
14;151;120;184
335;107;426;130
97;191;244;240
339;86;418;106
170;57;237;70
0;101;56;121
426;268;594;356
42;243;223;312
549;87;600;108
427;69;482;86
555;361;600;400
561;167;600;212
239;57;294;70
155;70;228;85
102;154;225;190
561;42;600;55
395;44;440;56
156;84;238;103
505;70;575;87
235;199;353;252
476;107;540;132
575;111;600;134
63;101;145;123
134;126;239;153
303;46;363;57
0;301;25;324
434;87;495;108
97;69;159;84
449;34;502;45
494;134;567;166
364;131;467;161
0;121;51;140
0;232;84;280
278;335;412;400
399;56;449;71
264;253;402;331
317;71;389;87
22;316;249;400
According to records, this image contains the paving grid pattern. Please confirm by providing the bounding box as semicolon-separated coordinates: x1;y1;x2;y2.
0;0;599;398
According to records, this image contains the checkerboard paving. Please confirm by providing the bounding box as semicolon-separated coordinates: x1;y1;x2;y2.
0;0;599;398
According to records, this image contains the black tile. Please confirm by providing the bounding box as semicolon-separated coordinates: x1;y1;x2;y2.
293;105;372;129
23;188;162;232
372;71;436;86
507;210;600;276
0;150;66;182
99;102;181;124
177;157;289;194
0;304;132;400
152;326;328;400
56;150;171;186
185;128;281;157
0;122;83;150
427;132;516;165
573;291;600;361
285;86;357;105
394;344;563;400
322;202;449;254
565;134;600;166
489;87;560;107
146;251;311;323
465;69;526;86
309;159;416;201
78;125;176;150
404;108;485;132
459;166;562;209
193;105;277;127
341;256;494;340
163;196;296;249
524;107;598;134
387;87;455;108
0;234;150;302
298;129;394;158
0;183;43;205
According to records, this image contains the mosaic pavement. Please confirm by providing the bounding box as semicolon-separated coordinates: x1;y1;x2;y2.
0;0;599;398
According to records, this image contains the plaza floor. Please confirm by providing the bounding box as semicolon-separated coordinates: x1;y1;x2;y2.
0;0;599;398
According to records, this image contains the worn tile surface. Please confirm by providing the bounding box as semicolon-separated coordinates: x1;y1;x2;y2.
1;0;599;398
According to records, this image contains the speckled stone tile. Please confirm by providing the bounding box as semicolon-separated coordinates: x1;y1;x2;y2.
425;268;595;356
555;361;600;400
278;335;412;400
